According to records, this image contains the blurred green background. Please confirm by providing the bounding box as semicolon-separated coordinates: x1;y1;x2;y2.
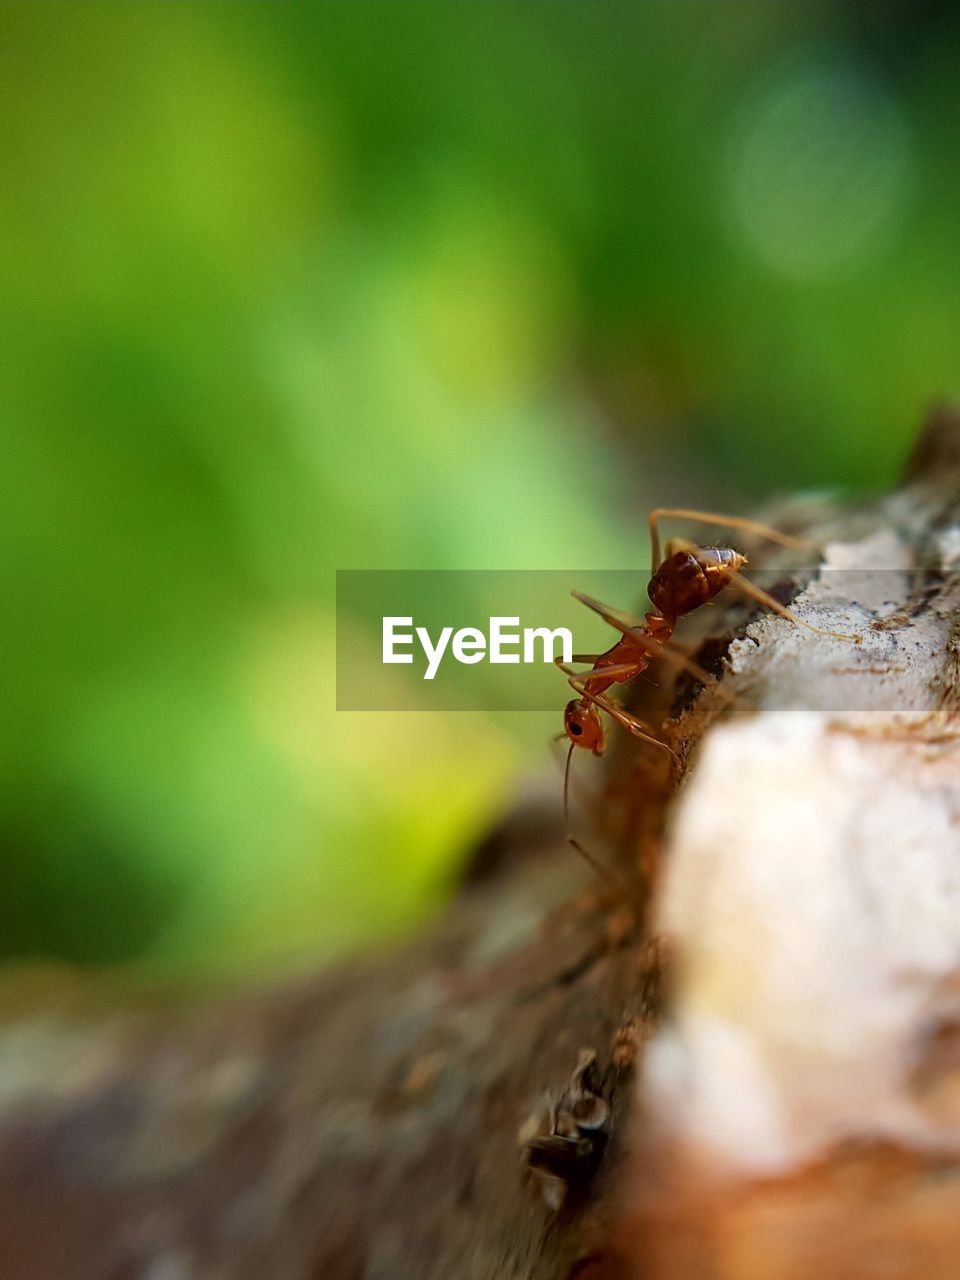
3;2;958;981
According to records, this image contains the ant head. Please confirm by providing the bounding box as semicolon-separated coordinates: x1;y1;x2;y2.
564;699;604;755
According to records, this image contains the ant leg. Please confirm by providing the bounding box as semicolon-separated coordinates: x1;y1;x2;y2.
726;567;862;644
571;590;645;629
555;657;655;686
590;695;681;769
570;653;601;664
557;661;658;731
569;835;619;882
557;658;653;683
648;507;812;568
558;663;681;767
560;736;626;886
668;537;861;644
571;593;729;694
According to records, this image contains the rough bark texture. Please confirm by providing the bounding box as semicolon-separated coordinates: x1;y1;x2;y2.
1;410;958;1280
614;408;960;1280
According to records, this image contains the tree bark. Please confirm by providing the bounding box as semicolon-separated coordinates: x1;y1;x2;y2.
615;411;960;1280
0;410;958;1280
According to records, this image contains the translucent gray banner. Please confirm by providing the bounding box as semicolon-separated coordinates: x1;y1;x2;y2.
336;568;932;712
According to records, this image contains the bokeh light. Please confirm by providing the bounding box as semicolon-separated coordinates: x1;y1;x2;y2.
727;57;913;279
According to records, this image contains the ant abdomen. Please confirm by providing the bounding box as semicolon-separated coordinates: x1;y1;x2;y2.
647;548;746;622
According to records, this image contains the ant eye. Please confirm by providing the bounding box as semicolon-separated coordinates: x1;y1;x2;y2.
570;723;583;736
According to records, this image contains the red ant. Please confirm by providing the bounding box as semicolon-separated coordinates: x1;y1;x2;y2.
557;508;861;872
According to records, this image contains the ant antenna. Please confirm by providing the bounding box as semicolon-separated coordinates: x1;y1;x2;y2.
563;741;575;829
563;742;617;881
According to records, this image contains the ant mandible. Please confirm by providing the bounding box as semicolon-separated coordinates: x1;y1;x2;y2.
557;507;861;873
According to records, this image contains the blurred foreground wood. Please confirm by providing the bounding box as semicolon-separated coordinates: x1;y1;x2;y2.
1;409;959;1280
